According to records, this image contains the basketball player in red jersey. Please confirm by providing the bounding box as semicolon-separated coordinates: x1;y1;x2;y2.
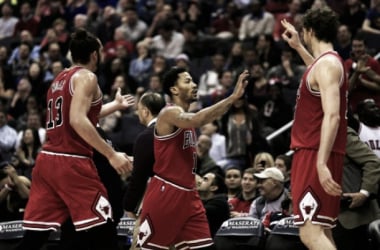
137;67;249;249
15;29;134;250
281;7;348;250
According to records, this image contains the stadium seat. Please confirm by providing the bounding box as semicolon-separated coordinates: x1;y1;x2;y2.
265;217;307;250
214;217;265;250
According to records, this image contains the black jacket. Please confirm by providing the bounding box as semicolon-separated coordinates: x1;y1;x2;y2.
123;123;155;213
202;194;230;238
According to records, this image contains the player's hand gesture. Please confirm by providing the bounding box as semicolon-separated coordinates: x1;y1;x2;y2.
317;164;342;196
114;88;135;109
109;152;133;175
231;70;249;101
281;19;302;50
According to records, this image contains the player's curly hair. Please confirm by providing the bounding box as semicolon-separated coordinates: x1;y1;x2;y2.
162;67;187;98
302;6;338;43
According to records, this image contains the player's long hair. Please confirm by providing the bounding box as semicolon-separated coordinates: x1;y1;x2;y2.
302;6;338;43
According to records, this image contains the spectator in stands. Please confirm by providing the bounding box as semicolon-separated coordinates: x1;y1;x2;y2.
0;164;30;222
219;96;255;169
128;40;152;91
8;77;32;121
103;27;134;63
64;0;88;26
273;0;302;43
266;45;306;107
42;42;72;70
255;34;281;70
200;121;226;163
182;22;208;60
145;3;177;38
197;171;230;238
150;19;185;60
345;33;380;113
13;128;41;179
119;6;148;44
85;0;102;35
356;98;380;158
34;0;66;36
249;167;289;222
9;42;35;84
225;41;244;74
333;126;380;250
0;3;19;41
72;13;88;31
95;5;122;45
198;53;226;108
210;1;241;39
334;24;353;61
0;46;15;102
8;77;32;117
261;80;293;131
274;154;292;190
210;69;235;105
14;95;41;132
362;0;380;35
238;0;275;41
13;2;39;38
176;0;207;33
229;167;259;217
27;63;48;109
0;110;17;164
224;166;242;200
41;18;70;56
196;134;223;178
339;0;367;37
15;111;46;150
246;61;270;112
150;54;168;80
252;152;275;173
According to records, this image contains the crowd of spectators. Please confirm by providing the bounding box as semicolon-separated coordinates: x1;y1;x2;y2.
1;0;380;249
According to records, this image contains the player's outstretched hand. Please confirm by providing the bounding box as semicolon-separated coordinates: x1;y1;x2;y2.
317;164;342;196
109;152;133;175
281;19;302;50
115;87;135;109
231;70;249;100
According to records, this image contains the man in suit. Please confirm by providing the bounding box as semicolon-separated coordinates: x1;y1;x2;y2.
123;92;166;248
333;126;380;250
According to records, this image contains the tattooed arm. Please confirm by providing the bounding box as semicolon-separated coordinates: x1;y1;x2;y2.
156;70;249;136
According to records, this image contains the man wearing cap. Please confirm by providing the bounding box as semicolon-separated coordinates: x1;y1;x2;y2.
248;167;289;221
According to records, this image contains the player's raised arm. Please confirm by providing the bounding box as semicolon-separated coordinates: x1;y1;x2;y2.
156;69;249;135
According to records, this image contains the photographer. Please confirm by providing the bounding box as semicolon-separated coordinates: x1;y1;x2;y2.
0;164;30;222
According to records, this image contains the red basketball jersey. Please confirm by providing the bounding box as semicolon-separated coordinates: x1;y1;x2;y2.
153;127;197;189
43;66;102;156
290;51;348;154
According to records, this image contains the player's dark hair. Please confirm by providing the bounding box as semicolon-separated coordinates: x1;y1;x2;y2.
162;67;187;97
302;6;338;43
140;92;166;116
69;29;101;64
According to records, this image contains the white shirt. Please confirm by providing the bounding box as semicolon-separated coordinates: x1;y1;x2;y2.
209;133;226;163
0;16;18;39
358;122;380;158
151;31;185;59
